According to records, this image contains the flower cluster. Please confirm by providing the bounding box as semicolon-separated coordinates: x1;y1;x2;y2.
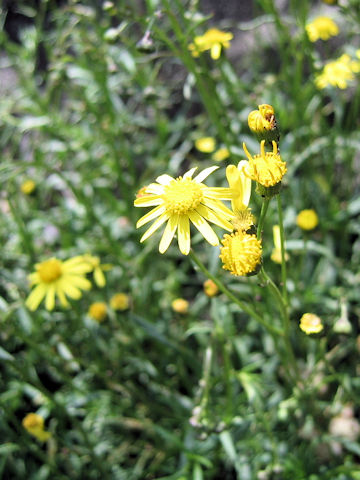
316;54;360;90
306;17;339;42
188;28;233;60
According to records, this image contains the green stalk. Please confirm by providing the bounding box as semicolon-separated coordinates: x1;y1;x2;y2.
277;195;288;306
189;250;283;337
257;198;270;240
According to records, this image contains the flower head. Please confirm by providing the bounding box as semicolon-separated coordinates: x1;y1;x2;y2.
299;313;324;334
306;17;339;42
81;254;112;288
172;298;189;314
220;231;262;276
271;225;289;263
26;256;92;311
296;209;319;230
88;302;107;322
110;293;130;311
248;104;279;143
203;279;219;297
189;28;233;60
213;147;230;162
195;137;216;153
134;166;234;255
242;140;287;188
315;54;360;89
21;179;36;195
22;413;51;442
226;161;255;232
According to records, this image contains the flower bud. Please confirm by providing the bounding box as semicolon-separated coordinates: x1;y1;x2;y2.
248;104;279;144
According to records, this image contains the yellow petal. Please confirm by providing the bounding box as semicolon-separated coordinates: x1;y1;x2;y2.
134;195;163;207
178;215;190;255
196;205;234;231
61;282;82;300
211;43;221;60
193;166;218;183
45;285;56;311
189;211;219;246
65;275;92;290
159;215;179;253
273;225;281;250
56;286;70;308
25;284;47;311
94;267;106;287
202;197;234;218
136;205;166;228
140;213;170;243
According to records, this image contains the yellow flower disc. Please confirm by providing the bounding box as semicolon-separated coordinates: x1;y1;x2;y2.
220;231;262;276
203;279;219;297
163;178;204;215
88;302;107;322
243;140;286;187
195;137;216;153
296;209;319;230
37;258;62;283
172;298;189;314
110;293;130;311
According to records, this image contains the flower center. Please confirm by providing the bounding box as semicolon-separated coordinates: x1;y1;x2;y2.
37;258;62;283
163;177;204;215
249;153;287;187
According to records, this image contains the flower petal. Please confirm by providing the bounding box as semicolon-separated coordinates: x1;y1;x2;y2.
65;275;92;290
94;267;106;287
140;213;170;243
136;205;166;228
202;197;235;218
183;167;198;179
196;205;234;231
45;285;56;311
211;43;221;60
25;284;47;311
159;215;179;253
56;286;70;308
189;211;219;246
178;215;190;255
205;187;234;200
145;183;164;194
134;195;163;207
193;166;218;183
155;174;173;185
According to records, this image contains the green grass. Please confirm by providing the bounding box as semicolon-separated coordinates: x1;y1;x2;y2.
1;0;360;478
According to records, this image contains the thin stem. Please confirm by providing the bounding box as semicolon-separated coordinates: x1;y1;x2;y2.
277;195;288;306
257;198;270;240
189;250;284;337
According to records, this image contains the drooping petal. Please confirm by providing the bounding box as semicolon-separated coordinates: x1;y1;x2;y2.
202;197;235;218
205;187;234;200
159;215;179;253
189;211;219;246
134;195;163;207
136;205;166;228
45;285;56;311
65;275;92;290
56;286;70;307
211;43;221;60
145;183;164;194
25;284;47;311
196;205;234;231
140;213;170;243
61;282;82;300
177;215;190;255
94;267;106;287
193;166;219;183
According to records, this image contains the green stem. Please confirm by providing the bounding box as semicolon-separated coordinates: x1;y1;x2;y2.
277;195;288;306
189;250;283;337
257;198;270;240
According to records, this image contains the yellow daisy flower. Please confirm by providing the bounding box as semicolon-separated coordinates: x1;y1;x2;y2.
134;166;234;255
189;28;233;60
306;17;339;42
26;256;92;311
220;231;262;276
171;298;189;314
271;225;289;263
315;54;360;89
21;179;36;195
88;302;107;322
299;313;324;335
81;254;112;288
242;140;287;188
195;137;216;153
212;147;230;162
296;209;319;231
22;413;51;442
110;293;130;311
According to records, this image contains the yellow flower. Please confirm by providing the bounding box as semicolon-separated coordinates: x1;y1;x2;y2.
172;298;189;314
306;17;339;42
242;140;287;188
226;160;252;212
195;137;216;153
81;254;112;288
315;54;360;89
26;256;92;311
248;104;279;144
21;179;36;195
203;279;219;297
88;302;107;322
189;28;233;60
220;231;262;276
212;147;230;162
110;293;130;311
296;209;319;230
22;413;51;442
271;225;289;263
322;0;337;4
134;166;234;255
299;313;323;334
